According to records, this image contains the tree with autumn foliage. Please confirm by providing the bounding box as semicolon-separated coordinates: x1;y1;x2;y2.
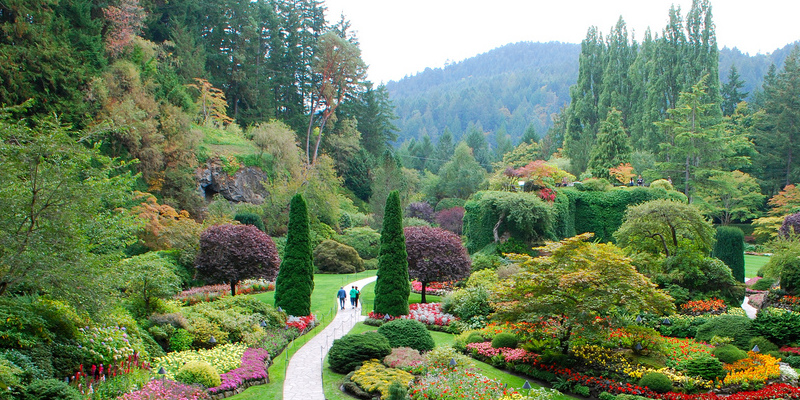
609;163;636;185
752;184;800;241
186;78;234;126
492;233;674;353
195;224;281;297
404;226;471;303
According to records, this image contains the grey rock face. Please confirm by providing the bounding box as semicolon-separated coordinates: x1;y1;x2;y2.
197;158;268;204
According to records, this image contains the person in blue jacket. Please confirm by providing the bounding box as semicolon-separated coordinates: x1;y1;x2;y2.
337;287;347;310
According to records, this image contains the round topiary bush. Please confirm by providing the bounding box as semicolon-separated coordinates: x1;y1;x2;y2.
649;179;674;191
638;371;673;393
491;332;519;349
24;379;81;400
683;354;725;381
328;331;392;373
174;360;222;388
713;344;748;364
749;336;779;353
377;319;435;352
695;315;754;350
313;239;364;274
466;332;485;344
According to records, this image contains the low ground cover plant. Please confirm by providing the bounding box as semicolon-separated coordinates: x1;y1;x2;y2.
154;343;247;380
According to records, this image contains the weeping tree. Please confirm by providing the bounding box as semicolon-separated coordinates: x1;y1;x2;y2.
274;194;314;316
374;191;410;316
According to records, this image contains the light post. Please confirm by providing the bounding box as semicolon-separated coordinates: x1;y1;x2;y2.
518;180;526;192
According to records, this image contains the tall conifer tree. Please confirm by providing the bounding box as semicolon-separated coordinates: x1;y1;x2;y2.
588;108;632;180
274;193;314;316
374;191;410;316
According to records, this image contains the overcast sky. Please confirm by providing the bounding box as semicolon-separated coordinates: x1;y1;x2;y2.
323;0;800;84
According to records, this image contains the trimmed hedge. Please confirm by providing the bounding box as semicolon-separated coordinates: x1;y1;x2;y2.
712;344;748;364
695;315;754;350
714;226;745;283
491;333;518;349
638;372;672;393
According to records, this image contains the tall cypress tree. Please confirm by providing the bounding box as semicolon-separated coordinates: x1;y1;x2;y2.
713;226;745;283
588;108;632;180
374;191;410;316
274;193;314;316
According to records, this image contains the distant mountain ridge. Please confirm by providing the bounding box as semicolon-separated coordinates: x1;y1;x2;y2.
387;40;799;149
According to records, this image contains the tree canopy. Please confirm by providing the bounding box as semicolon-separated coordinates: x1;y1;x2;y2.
614;199;715;257
404;226;471;303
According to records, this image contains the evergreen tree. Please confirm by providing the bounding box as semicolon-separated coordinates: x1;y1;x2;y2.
493;126;514;162
370;150;409;227
436;142;486;199
713;226;745;283
588;108;632;180
465;122;492;171
721;65;748;116
431;127;456;173
520;124;539;145
374;191;410;316
274;193;314;316
599;17;636;126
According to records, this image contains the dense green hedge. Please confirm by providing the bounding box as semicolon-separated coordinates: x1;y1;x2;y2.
463;187;686;253
714;226;745;283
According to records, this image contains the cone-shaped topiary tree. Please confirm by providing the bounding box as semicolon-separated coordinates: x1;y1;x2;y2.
714;226;745;283
374;191;410;316
274;193;314;316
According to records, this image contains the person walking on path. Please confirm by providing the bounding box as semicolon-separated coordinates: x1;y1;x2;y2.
349;286;358;308
336;287;347;310
354;286;360;308
283;275;377;400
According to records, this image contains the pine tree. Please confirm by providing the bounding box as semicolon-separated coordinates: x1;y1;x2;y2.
520;124;539;145
431;128;455;173
274;193;314;316
588;108;632;180
714;226;745;283
721;65;747;116
374;191;410;316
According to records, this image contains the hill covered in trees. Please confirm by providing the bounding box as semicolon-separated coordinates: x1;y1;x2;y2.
387;34;798;154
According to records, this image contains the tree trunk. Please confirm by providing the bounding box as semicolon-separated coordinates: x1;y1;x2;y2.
493;213;505;242
231;280;238;297
421;281;427;304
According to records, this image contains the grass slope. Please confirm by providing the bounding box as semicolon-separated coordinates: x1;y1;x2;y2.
744;254;770;279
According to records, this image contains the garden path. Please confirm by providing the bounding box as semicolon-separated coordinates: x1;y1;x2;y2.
283;275;377;400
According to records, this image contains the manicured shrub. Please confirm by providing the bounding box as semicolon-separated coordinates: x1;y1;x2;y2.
751;277;775;291
751;309;800;346
378;319;435;352
638;372;672;393
328;332;392;373
23;379;81;400
491;333;518;349
174;360;222;388
337;227;381;260
713;344;748;364
781;256;800;295
466;333;485;344
576;177;613;191
749;336;779;353
683;354;725;381
714;226;745;283
649;179;674;191
234;212;265;232
695;314;753;349
313;240;364;274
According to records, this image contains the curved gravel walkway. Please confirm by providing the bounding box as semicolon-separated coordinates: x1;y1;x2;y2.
283;275;377;400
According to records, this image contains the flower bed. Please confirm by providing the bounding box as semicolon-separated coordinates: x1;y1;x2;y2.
410;364;513;400
369;303;458;328
286;314;317;332
679;298;727;316
209;348;270;396
780;346;800;355
657;337;713;368
175;280;274;306
118;379;210;400
350;359;414;399
154;343;247;380
410;280;455;296
722;352;781;387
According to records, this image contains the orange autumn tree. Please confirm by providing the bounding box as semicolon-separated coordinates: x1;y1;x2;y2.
753;184;800;241
492;233;674;353
609;163;636;184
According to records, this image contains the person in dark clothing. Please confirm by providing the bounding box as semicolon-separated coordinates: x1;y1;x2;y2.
337;287;347;309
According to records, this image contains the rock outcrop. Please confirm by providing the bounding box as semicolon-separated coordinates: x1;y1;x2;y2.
196;158;268;204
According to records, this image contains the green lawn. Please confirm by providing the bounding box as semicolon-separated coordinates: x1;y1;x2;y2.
744;254;770;279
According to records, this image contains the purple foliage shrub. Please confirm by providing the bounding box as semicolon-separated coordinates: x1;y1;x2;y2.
780;212;800;238
405;202;435;223
435;207;465;235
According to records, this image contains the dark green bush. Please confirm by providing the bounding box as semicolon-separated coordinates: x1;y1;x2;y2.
783;355;800;368
234;212;265;232
23;379;81;400
751;309;800;346
0;350;47;383
337;227;381;260
638;372;673;393
714;226;745;283
328;332;392;373
313;240;364;274
387;381;408;400
0;299;51;349
169;328;193;352
576;178;613;191
695;315;753;349
491;333;518;349
683;354;725;381
712;344;748;364
781;256;800;295
377;319;435;352
748;336;779;353
751;278;775;291
175;360;221;387
435;198;466;212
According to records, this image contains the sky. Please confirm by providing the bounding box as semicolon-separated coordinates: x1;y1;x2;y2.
323;0;800;84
